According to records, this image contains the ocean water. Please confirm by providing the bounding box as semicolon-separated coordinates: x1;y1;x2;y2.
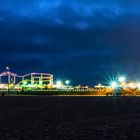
0;96;139;139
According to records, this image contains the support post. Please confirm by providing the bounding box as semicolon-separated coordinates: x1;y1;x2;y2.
7;75;10;93
14;76;16;84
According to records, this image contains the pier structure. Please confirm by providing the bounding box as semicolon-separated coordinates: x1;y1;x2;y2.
0;67;140;96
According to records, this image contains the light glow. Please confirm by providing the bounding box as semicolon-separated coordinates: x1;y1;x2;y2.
118;76;126;82
39;81;43;84
56;81;62;88
127;82;137;89
65;80;70;85
111;81;118;89
23;81;28;85
137;83;140;89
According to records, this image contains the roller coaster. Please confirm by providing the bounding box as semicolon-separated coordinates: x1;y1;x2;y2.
0;67;53;90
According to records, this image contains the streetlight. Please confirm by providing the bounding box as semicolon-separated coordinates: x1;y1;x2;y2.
65;80;70;89
6;67;10;93
65;80;70;85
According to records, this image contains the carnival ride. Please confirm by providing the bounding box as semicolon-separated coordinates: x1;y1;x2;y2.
0;68;53;90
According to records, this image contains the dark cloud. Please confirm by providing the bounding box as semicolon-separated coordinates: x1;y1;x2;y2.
0;0;140;85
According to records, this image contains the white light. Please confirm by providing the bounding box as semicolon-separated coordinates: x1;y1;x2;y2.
137;83;140;89
39;81;43;84
56;81;62;85
23;81;27;85
56;81;62;88
111;82;118;88
56;81;63;89
65;80;70;85
119;76;126;82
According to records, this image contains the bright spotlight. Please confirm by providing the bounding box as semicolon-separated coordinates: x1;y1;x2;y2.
56;81;63;89
111;81;118;88
56;81;62;85
56;81;62;87
118;76;126;82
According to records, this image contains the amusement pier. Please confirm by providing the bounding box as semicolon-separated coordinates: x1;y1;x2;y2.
0;67;140;96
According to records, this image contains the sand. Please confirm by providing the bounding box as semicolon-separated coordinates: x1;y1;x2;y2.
0;96;140;139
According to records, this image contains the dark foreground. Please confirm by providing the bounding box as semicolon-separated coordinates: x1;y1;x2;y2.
0;96;140;139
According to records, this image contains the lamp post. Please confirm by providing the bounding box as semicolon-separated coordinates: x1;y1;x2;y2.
65;80;70;89
6;67;10;93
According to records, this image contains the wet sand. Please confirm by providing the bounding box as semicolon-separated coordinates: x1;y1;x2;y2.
0;96;140;139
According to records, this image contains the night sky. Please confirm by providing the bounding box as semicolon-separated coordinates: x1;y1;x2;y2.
0;0;140;85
